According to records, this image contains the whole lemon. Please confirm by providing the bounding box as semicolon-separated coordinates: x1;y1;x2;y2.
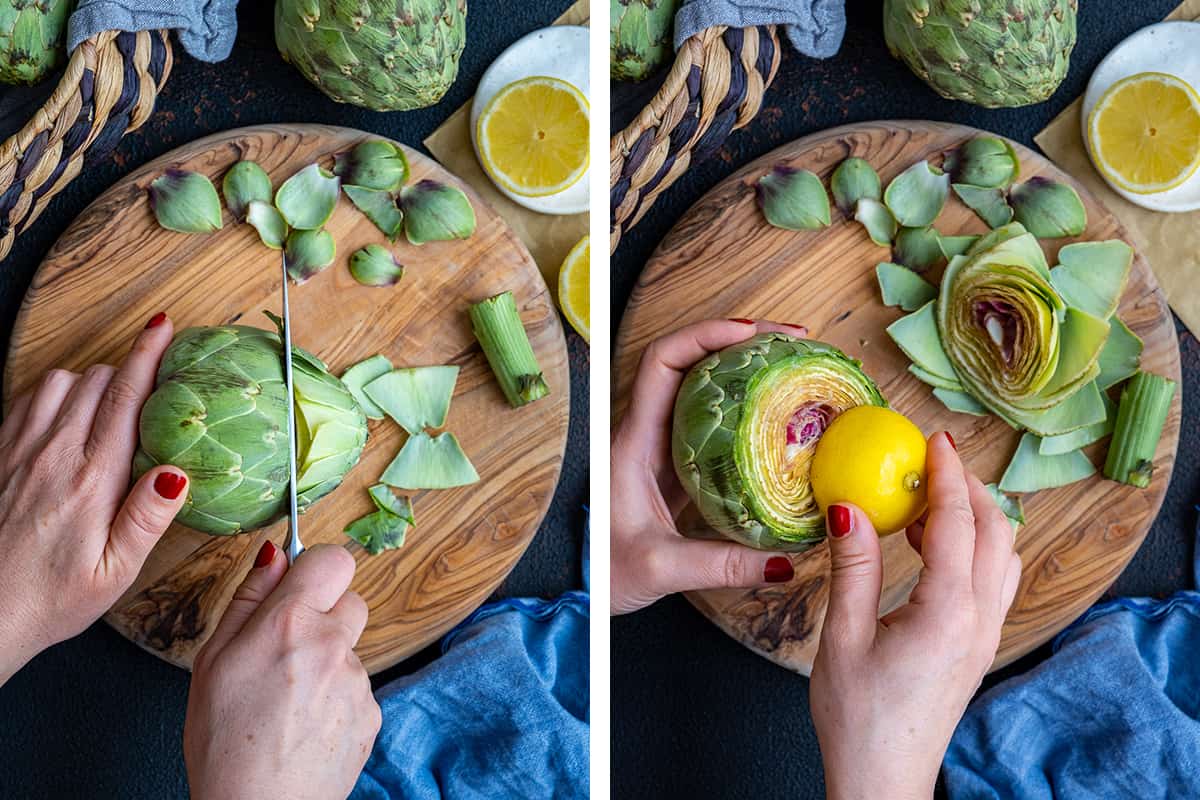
810;406;928;535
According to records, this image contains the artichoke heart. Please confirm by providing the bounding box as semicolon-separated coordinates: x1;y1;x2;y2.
671;333;885;551
134;325;368;536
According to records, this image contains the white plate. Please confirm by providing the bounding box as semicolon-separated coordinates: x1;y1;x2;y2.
471;25;590;216
1081;21;1200;212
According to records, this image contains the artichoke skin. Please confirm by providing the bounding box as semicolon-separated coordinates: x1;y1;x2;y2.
610;0;680;82
134;325;367;536
0;0;72;86
671;333;886;551
274;0;467;112
883;0;1078;109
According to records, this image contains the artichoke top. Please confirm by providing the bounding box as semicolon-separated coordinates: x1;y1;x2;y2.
275;0;468;112
882;0;1078;108
0;0;73;86
671;333;886;552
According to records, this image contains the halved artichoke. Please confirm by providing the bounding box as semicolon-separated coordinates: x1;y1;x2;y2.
671;333;886;551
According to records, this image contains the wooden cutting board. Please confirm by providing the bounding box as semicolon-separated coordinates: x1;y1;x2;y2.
613;121;1182;676
4;124;570;674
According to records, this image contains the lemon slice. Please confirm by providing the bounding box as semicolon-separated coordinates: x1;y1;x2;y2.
558;234;589;342
1087;72;1200;194
477;76;590;198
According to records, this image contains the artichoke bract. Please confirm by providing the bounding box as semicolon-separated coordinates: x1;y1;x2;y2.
610;0;680;82
274;0;467;112
672;333;886;551
134;325;368;536
0;0;71;85
883;0;1077;109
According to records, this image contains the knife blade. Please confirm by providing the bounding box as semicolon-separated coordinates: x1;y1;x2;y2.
280;253;303;564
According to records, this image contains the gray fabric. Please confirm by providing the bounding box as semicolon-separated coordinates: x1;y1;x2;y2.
674;0;846;59
67;0;239;63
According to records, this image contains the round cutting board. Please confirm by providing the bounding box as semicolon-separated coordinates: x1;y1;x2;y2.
613;121;1182;676
4;124;570;674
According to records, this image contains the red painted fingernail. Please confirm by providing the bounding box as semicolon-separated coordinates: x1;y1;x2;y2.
729;318;755;325
764;556;794;583
145;312;167;329
254;540;277;569
784;323;808;335
945;431;957;451
828;505;853;538
153;471;187;499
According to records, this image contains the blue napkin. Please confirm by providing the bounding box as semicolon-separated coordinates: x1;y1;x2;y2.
943;521;1200;798
67;0;238;62
674;0;846;59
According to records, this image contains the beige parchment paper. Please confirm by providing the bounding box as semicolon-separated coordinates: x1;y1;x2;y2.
424;1;589;298
1035;0;1200;332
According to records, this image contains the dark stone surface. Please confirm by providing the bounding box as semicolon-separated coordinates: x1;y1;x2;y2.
0;4;584;799
611;2;1196;799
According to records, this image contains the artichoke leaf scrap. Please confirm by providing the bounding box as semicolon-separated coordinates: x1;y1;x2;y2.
985;484;1025;533
757;167;831;231
343;185;404;241
400;180;477;244
1096;318;1143;390
854;198;897;246
1009;178;1086;238
275;164;340;230
832;157;882;216
933;387;989;416
381;431;480;490
246;201;288;249
893;226;943;272
149;170;223;234
333;140;410;191
284;228;336;284
877;262;936;311
1039;393;1117;457
952;184;1013;229
944;137;1020;189
344;510;409;555
363;366;460;435
340;354;394;420
1049;240;1133;321
909;364;963;392
999;432;1096;494
368;483;415;524
884;161;949;228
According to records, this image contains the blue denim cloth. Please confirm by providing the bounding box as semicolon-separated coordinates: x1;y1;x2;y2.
943;520;1200;798
674;0;846;59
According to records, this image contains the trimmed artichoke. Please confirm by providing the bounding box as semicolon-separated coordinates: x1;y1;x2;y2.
882;0;1078;109
0;0;72;86
672;333;886;552
134;325;368;536
610;0;680;82
274;0;467;112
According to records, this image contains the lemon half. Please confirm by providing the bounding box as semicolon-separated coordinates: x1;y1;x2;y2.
558;234;589;342
1087;71;1200;195
477;76;590;198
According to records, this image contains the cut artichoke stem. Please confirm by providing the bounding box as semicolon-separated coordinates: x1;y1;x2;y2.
952;184;1013;229
284;228;336;284
1039;393;1116;457
343;186;403;241
757;166;831;231
333;140;410;191
1009;177;1086;238
943;137;1020;189
381;431;481;490
984;483;1025;533
340;354;394;420
1103;371;1176;488
149;170;223;234
999;433;1097;494
672;333;886;551
222;161;273;220
855;198;898;246
876;262;936;311
883;161;949;228
344;510;409;555
364;366;460;435
246;201;288;249
275;163;340;230
1096;318;1143;390
400;180;477;244
831;157;882;216
1049;240;1133;321
349;244;404;287
893;226;943;272
468;292;549;408
368;483;415;525
933;387;989;416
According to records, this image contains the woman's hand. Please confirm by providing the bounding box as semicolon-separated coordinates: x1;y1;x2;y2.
810;432;1022;800
0;313;188;684
184;541;381;800
611;318;808;615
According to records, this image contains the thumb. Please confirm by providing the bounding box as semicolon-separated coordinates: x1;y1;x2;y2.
655;537;796;594
104;466;189;581
197;539;288;665
821;503;883;653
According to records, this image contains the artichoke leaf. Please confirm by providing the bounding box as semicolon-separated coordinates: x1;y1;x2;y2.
381;431;480;490
368;484;415;524
884;161;950;227
909;364;963;391
944;137;1020;189
340;355;393;420
999;433;1096;493
877;262;936;311
938;233;979;259
222;161;273;220
400;180;477;244
893;226;943;272
364;366;460;434
275;164;340;230
757;167;831;231
1037;307;1110;401
1039;393;1117;456
1050;240;1133;321
343;186;403;241
1005;380;1108;437
984;484;1025;533
1009;178;1086;238
887;300;957;382
149;170;223;234
332;140;409;191
855;198;897;246
344;510;409;555
349;244;404;287
1097;318;1143;390
832;157;882;216
953;184;1013;229
933;387;989;416
246;201;288;249
284;228;336;284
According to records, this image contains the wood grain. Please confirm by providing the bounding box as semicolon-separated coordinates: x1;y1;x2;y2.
613;121;1181;676
4;124;570;674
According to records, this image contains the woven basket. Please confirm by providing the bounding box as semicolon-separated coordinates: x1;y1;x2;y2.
0;29;172;262
609;24;782;253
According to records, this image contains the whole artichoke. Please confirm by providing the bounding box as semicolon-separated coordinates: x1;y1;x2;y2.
274;0;467;112
610;0;679;82
0;0;72;86
882;0;1077;108
672;333;886;552
134;325;368;536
